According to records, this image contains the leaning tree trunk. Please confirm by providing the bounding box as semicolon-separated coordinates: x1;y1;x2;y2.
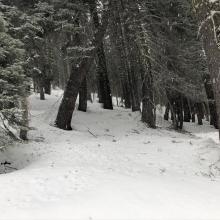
78;77;87;112
55;5;111;130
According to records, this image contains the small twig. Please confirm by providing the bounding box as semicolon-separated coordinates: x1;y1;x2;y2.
4;165;18;171
87;129;98;138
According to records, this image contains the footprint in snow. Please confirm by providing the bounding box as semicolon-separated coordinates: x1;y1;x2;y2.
33;136;45;143
160;168;166;174
116;114;122;117
172;140;182;144
131;129;140;134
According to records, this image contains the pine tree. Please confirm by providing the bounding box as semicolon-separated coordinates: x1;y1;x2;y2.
192;0;220;137
55;1;111;130
0;9;29;140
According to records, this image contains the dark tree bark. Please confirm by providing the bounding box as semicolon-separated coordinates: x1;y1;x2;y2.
90;0;113;110
128;57;140;112
44;78;51;95
204;74;218;128
78;77;87;112
121;10;140;112
196;103;203;125
110;1;132;109
167;91;183;130
164;103;170;121
122;82;131;108
191;105;196;123
210;102;218;128
33;79;37;93
203;102;210;121
39;79;45;100
183;98;191;122
141;59;156;128
20;97;29;140
173;95;183;130
87;89;93;103
55;5;111;130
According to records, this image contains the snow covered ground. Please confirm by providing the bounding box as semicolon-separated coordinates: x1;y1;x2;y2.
0;90;220;220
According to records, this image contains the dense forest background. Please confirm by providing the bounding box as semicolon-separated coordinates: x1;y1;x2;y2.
0;0;220;143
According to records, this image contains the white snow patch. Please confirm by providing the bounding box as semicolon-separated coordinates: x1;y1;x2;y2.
0;90;219;219
198;138;220;177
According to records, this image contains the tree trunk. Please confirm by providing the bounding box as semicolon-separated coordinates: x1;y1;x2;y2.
55;5;111;130
122;82;131;108
110;1;132;109
90;0;113;110
39;79;45;100
210;102;218;128
141;59;156;128
20;97;29;140
129;67;140;112
203;102;210;121
44;78;51;95
164;103;170;121
191;106;196;123
87;89;93;103
173;95;183;130
78;77;87;112
196;103;203;125
204;74;218;128
167;92;183;130
183;97;191;122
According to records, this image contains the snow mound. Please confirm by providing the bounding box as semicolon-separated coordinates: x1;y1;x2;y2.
198;138;220;177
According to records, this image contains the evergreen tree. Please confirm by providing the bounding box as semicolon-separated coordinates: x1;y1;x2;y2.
0;9;29;139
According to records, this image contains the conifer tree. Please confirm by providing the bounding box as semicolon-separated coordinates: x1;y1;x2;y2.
0;7;29;139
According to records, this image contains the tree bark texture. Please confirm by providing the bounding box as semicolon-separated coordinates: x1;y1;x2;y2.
55;5;111;130
78;77;87;112
90;0;113;110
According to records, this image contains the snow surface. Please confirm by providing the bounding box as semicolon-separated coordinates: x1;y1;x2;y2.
0;90;220;220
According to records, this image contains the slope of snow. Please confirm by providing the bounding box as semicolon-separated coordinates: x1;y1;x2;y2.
0;90;220;220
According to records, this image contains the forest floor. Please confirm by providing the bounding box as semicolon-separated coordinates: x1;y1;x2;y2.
0;90;220;220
